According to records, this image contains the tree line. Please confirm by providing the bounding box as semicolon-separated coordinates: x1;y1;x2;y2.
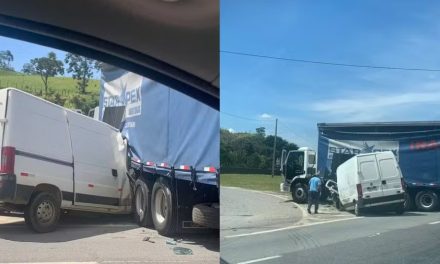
1;50;101;95
221;127;299;171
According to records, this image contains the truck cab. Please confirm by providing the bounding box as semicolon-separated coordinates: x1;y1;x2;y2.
280;147;317;203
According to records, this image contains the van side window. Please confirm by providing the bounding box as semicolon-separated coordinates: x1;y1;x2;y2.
379;158;398;179
359;161;379;181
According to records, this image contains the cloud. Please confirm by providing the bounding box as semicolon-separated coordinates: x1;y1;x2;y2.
259;113;273;119
228;128;235;133
309;87;440;122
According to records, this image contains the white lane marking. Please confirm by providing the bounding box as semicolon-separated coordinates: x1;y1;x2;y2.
429;221;440;225
224;216;363;238
368;232;381;238
103;261;190;263
237;255;282;264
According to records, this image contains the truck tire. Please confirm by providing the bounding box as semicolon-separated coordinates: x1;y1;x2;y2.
134;179;153;227
24;192;60;233
415;191;439;212
151;178;176;236
192;203;219;229
292;183;308;204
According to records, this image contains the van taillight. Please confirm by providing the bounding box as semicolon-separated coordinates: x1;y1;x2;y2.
356;183;363;198
0;147;15;174
401;178;406;190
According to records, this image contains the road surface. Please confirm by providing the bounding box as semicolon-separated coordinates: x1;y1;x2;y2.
0;211;218;263
221;187;440;264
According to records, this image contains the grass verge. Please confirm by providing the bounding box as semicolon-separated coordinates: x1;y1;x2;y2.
221;173;283;192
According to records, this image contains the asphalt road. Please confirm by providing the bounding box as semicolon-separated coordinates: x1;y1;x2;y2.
221;187;440;264
221;187;303;237
0;211;219;263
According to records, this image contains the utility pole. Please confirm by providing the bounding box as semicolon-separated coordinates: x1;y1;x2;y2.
271;118;278;178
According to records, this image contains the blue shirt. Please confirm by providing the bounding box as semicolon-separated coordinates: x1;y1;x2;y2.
309;177;321;192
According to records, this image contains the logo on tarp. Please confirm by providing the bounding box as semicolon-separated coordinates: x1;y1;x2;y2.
327;140;399;160
102;72;143;118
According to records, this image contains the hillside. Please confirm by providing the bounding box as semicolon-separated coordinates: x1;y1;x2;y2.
0;70;100;114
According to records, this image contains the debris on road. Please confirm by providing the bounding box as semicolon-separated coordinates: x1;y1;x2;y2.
173;247;193;255
166;239;177;245
142;236;155;243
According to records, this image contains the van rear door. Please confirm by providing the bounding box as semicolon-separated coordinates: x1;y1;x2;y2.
377;153;404;197
357;154;383;199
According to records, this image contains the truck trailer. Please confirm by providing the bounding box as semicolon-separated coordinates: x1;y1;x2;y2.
281;122;440;212
99;66;219;235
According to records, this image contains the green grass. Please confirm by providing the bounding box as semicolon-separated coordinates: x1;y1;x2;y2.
0;70;100;113
221;174;283;192
0;70;99;94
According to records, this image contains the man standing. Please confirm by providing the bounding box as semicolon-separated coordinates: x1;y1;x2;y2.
308;173;322;214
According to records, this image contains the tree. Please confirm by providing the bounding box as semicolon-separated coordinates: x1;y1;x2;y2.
0;50;14;71
64;53;101;94
21;63;35;75
256;127;266;137
29;52;64;94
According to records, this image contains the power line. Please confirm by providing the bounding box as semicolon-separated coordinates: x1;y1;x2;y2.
220;111;274;122
221;50;440;72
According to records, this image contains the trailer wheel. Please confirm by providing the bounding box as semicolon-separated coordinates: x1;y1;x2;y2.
292;183;308;203
192;203;219;229
24;192;60;233
134;179;152;227
151;178;175;235
415;191;439;212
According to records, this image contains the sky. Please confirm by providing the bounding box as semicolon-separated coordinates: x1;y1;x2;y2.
221;0;440;149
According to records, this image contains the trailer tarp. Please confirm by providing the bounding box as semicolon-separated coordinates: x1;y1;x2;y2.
99;67;219;172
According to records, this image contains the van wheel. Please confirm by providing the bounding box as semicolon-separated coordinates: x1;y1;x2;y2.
292;183;308;203
134;179;152;227
24;192;60;233
404;193;414;211
335;198;344;211
151;178;176;236
415;191;439;212
354;202;362;216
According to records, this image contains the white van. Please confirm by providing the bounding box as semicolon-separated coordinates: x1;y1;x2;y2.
0;88;131;232
336;151;405;216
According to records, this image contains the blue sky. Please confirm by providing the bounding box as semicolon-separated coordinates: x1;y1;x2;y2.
221;0;440;149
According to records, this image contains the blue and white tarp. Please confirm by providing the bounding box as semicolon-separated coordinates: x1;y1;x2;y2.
99;67;220;173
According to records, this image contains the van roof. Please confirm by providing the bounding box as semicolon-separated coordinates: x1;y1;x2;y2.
354;150;394;158
3;88;118;132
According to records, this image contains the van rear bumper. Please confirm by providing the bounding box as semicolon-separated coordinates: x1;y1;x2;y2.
0;174;16;202
359;193;405;208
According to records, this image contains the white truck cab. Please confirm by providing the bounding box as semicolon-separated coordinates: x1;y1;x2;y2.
0;88;131;232
336;151;405;215
280;147;317;203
